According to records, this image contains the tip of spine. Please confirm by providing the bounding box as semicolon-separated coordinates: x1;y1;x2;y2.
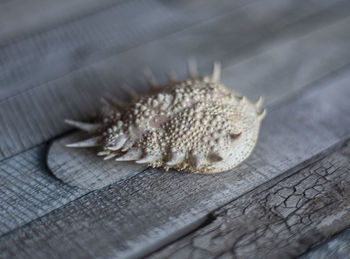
208;152;223;163
166;152;185;166
255;96;263;108
115;148;142;161
65;119;102;133
190;154;204;170
144;67;159;88
187;58;198;78
107;135;127;151
167;71;177;82
257;109;266;120
135;153;160;164
103;154;117;160
65;136;102;148
211;61;221;82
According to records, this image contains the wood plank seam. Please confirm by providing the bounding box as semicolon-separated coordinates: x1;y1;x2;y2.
300;223;350;257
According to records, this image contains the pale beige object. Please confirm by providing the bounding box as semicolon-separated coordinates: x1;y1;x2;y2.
65;62;266;174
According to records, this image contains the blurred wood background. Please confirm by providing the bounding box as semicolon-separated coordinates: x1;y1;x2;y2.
0;0;350;258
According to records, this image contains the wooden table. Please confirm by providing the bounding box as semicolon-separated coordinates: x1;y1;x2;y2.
1;0;350;258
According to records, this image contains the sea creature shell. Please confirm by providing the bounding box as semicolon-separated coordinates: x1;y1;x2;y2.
65;62;265;174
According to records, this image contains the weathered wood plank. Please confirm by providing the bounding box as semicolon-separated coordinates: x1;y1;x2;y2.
150;142;350;259
0;0;117;45
0;64;349;258
1;1;350;161
300;227;350;259
47;13;350;190
0;0;252;99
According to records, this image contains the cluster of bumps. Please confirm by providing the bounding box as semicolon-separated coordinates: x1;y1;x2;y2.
66;62;265;174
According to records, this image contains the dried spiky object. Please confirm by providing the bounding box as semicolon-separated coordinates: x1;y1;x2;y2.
65;62;265;174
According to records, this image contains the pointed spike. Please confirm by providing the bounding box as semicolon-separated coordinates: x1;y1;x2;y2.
136;153;161;164
144;68;159;88
187;58;198;78
97;151;110;156
115;148;142;161
107;135;128;151
230;132;242;139
238;96;247;103
121;138;135;152
100;97;110;106
100;96;118;111
235;95;243;101
190;154;204;170
257;109;266;120
103;154;117;160
65;136;102;148
211;61;221;82
100;98;116;115
255;96;263;109
121;84;138;99
103;94;127;108
167;71;177;82
208;152;223;163
166;152;185;166
65;119;102;133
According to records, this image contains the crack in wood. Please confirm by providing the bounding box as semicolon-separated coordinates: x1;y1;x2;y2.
149;142;350;259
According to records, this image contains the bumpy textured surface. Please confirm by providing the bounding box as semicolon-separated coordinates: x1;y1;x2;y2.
66;63;265;173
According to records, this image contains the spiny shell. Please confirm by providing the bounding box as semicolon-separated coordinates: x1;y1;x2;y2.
66;62;265;174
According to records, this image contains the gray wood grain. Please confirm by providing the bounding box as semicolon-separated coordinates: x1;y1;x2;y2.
300;227;350;259
0;0;254;99
0;0;117;45
46;13;350;190
2;0;342;104
150;142;350;259
2;1;350;161
1;64;349;258
2;3;350;238
0;146;84;236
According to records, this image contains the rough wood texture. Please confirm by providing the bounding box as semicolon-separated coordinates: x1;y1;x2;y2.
1;0;349;160
150;142;350;259
0;65;349;258
46;13;350;190
0;0;252;99
0;146;84;236
0;0;117;45
301;227;350;259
